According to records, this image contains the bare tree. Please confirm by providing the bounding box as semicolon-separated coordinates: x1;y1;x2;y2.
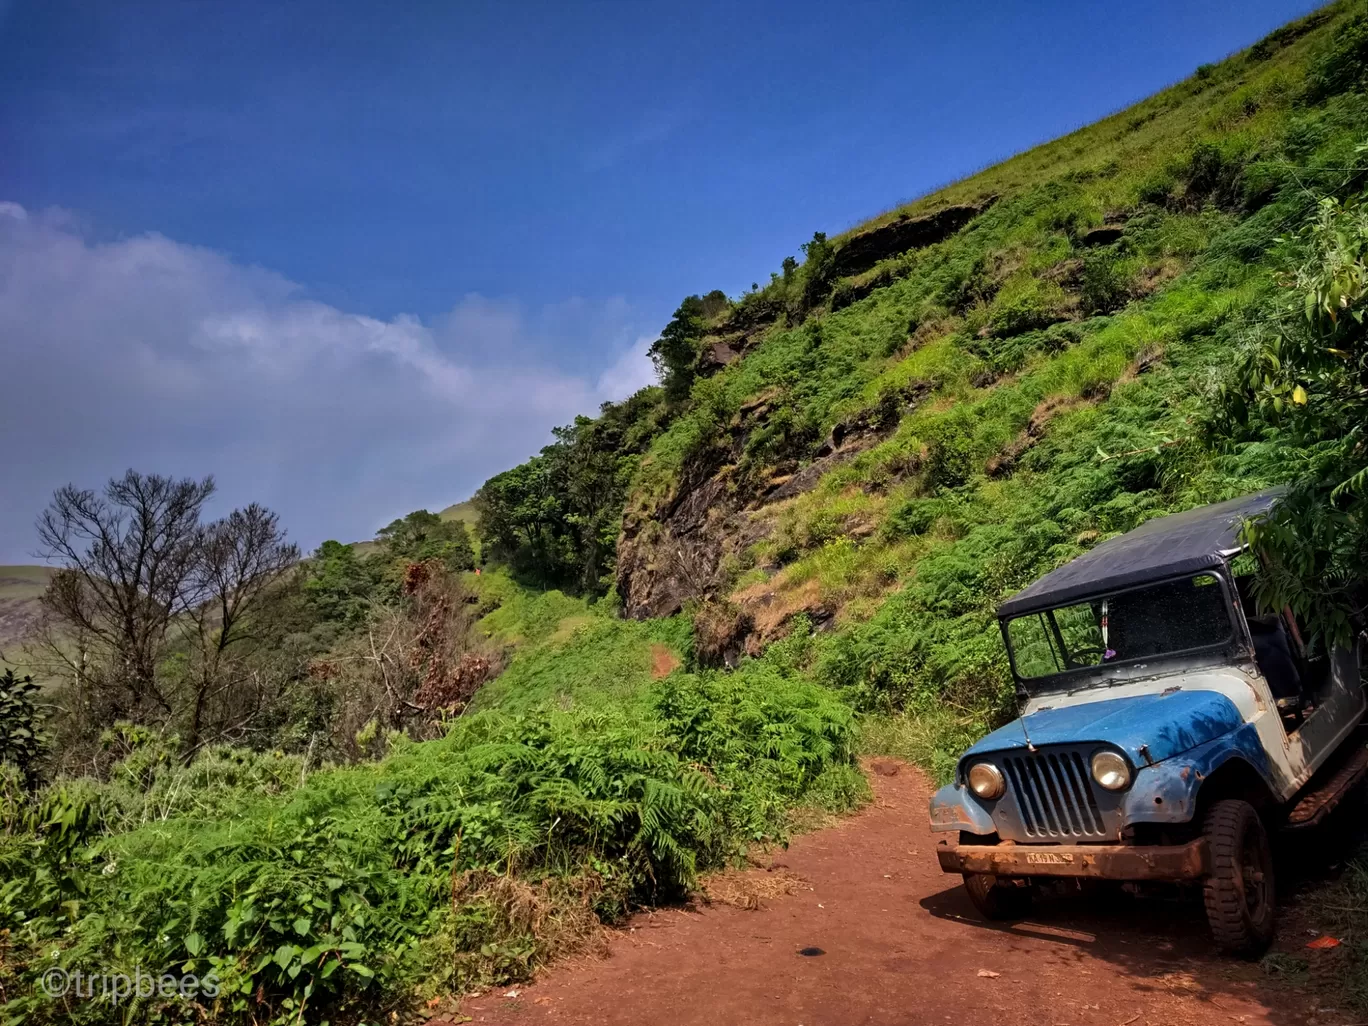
36;471;215;720
35;472;302;759
183;504;299;754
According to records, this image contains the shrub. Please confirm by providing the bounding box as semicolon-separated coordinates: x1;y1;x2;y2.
882;496;942;537
1079;249;1133;315
1303;11;1368;103
0;669;47;788
923;412;980;490
0;668;857;1025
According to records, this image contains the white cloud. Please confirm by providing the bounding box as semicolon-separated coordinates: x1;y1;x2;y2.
0;203;660;561
595;335;657;400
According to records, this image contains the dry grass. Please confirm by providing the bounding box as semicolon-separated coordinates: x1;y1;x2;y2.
0;565;52;652
449;869;610;987
698;864;806;910
732;576;825;642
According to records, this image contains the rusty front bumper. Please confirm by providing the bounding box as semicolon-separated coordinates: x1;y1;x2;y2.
937;838;1210;881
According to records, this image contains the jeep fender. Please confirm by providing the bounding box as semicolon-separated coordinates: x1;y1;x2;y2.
1120;722;1276;827
928;781;995;835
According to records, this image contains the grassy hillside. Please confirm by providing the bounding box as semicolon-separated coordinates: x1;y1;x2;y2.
467;0;1368;779
487;0;1366;749
439;499;478;527
0;567;863;1025
0;565;50;653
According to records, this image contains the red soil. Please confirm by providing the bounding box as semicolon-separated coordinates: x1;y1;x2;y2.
454;760;1339;1026
648;644;681;680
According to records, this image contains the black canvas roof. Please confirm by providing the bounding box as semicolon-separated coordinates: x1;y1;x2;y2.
997;489;1284;618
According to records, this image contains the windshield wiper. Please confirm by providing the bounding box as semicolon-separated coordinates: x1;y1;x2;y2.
1066;674;1128;696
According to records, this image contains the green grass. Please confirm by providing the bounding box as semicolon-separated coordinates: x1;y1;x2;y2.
859;709;990;786
439;499;479;528
468;569;692;713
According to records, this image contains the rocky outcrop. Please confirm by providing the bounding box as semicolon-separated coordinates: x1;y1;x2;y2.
615;474;771;621
830;263;907;311
830;198;996;278
697;336;744;374
1080;223;1126;246
615;381;933;620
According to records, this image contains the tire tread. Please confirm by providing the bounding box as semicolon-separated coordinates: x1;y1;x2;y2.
1202;798;1274;956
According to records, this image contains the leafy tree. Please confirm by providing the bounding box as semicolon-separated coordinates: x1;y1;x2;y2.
548;411;639;593
798;230;837;313
376;509;474;571
1222;194;1368;643
474;457;567;585
302;540;382;625
475;389;665;593
649;295;708;402
699;289;730;320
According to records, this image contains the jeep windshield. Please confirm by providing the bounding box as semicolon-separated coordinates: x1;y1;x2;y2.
1003;572;1237;689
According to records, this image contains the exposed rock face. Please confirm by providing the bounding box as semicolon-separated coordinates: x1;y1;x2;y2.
830;266;906;311
697;336;743;373
830;198;996;278
615;381;932;620
618;194;968;620
1080;223;1126;246
615;471;768;621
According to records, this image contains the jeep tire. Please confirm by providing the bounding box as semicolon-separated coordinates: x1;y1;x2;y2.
1202;798;1275;956
962;871;1032;920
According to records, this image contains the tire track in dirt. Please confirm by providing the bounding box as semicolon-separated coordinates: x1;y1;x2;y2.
454;760;1325;1026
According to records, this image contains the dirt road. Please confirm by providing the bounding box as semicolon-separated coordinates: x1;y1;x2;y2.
457;760;1344;1026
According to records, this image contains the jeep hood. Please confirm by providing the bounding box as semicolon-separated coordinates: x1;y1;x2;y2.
962;688;1244;768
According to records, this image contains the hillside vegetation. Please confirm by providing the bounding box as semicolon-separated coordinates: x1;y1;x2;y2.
3;4;1368;1024
477;0;1368;759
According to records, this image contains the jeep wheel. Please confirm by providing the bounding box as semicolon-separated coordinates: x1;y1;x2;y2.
1202;798;1275;956
962;872;1032;920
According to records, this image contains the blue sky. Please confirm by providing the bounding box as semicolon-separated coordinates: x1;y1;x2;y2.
0;0;1322;561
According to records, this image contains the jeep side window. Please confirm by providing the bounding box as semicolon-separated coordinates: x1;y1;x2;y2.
1007;603;1107;677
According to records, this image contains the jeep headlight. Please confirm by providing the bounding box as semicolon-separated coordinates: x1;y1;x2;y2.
1090;750;1131;791
967;762;1006;800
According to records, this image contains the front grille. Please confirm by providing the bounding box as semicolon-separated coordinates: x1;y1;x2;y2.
1002;750;1106;839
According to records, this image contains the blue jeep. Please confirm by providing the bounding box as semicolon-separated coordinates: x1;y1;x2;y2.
929;491;1368;954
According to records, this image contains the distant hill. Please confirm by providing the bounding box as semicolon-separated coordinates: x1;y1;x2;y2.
0;565;51;650
439;499;478;528
349;499;480;557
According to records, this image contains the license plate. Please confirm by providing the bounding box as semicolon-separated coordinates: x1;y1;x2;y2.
1025;852;1074;865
